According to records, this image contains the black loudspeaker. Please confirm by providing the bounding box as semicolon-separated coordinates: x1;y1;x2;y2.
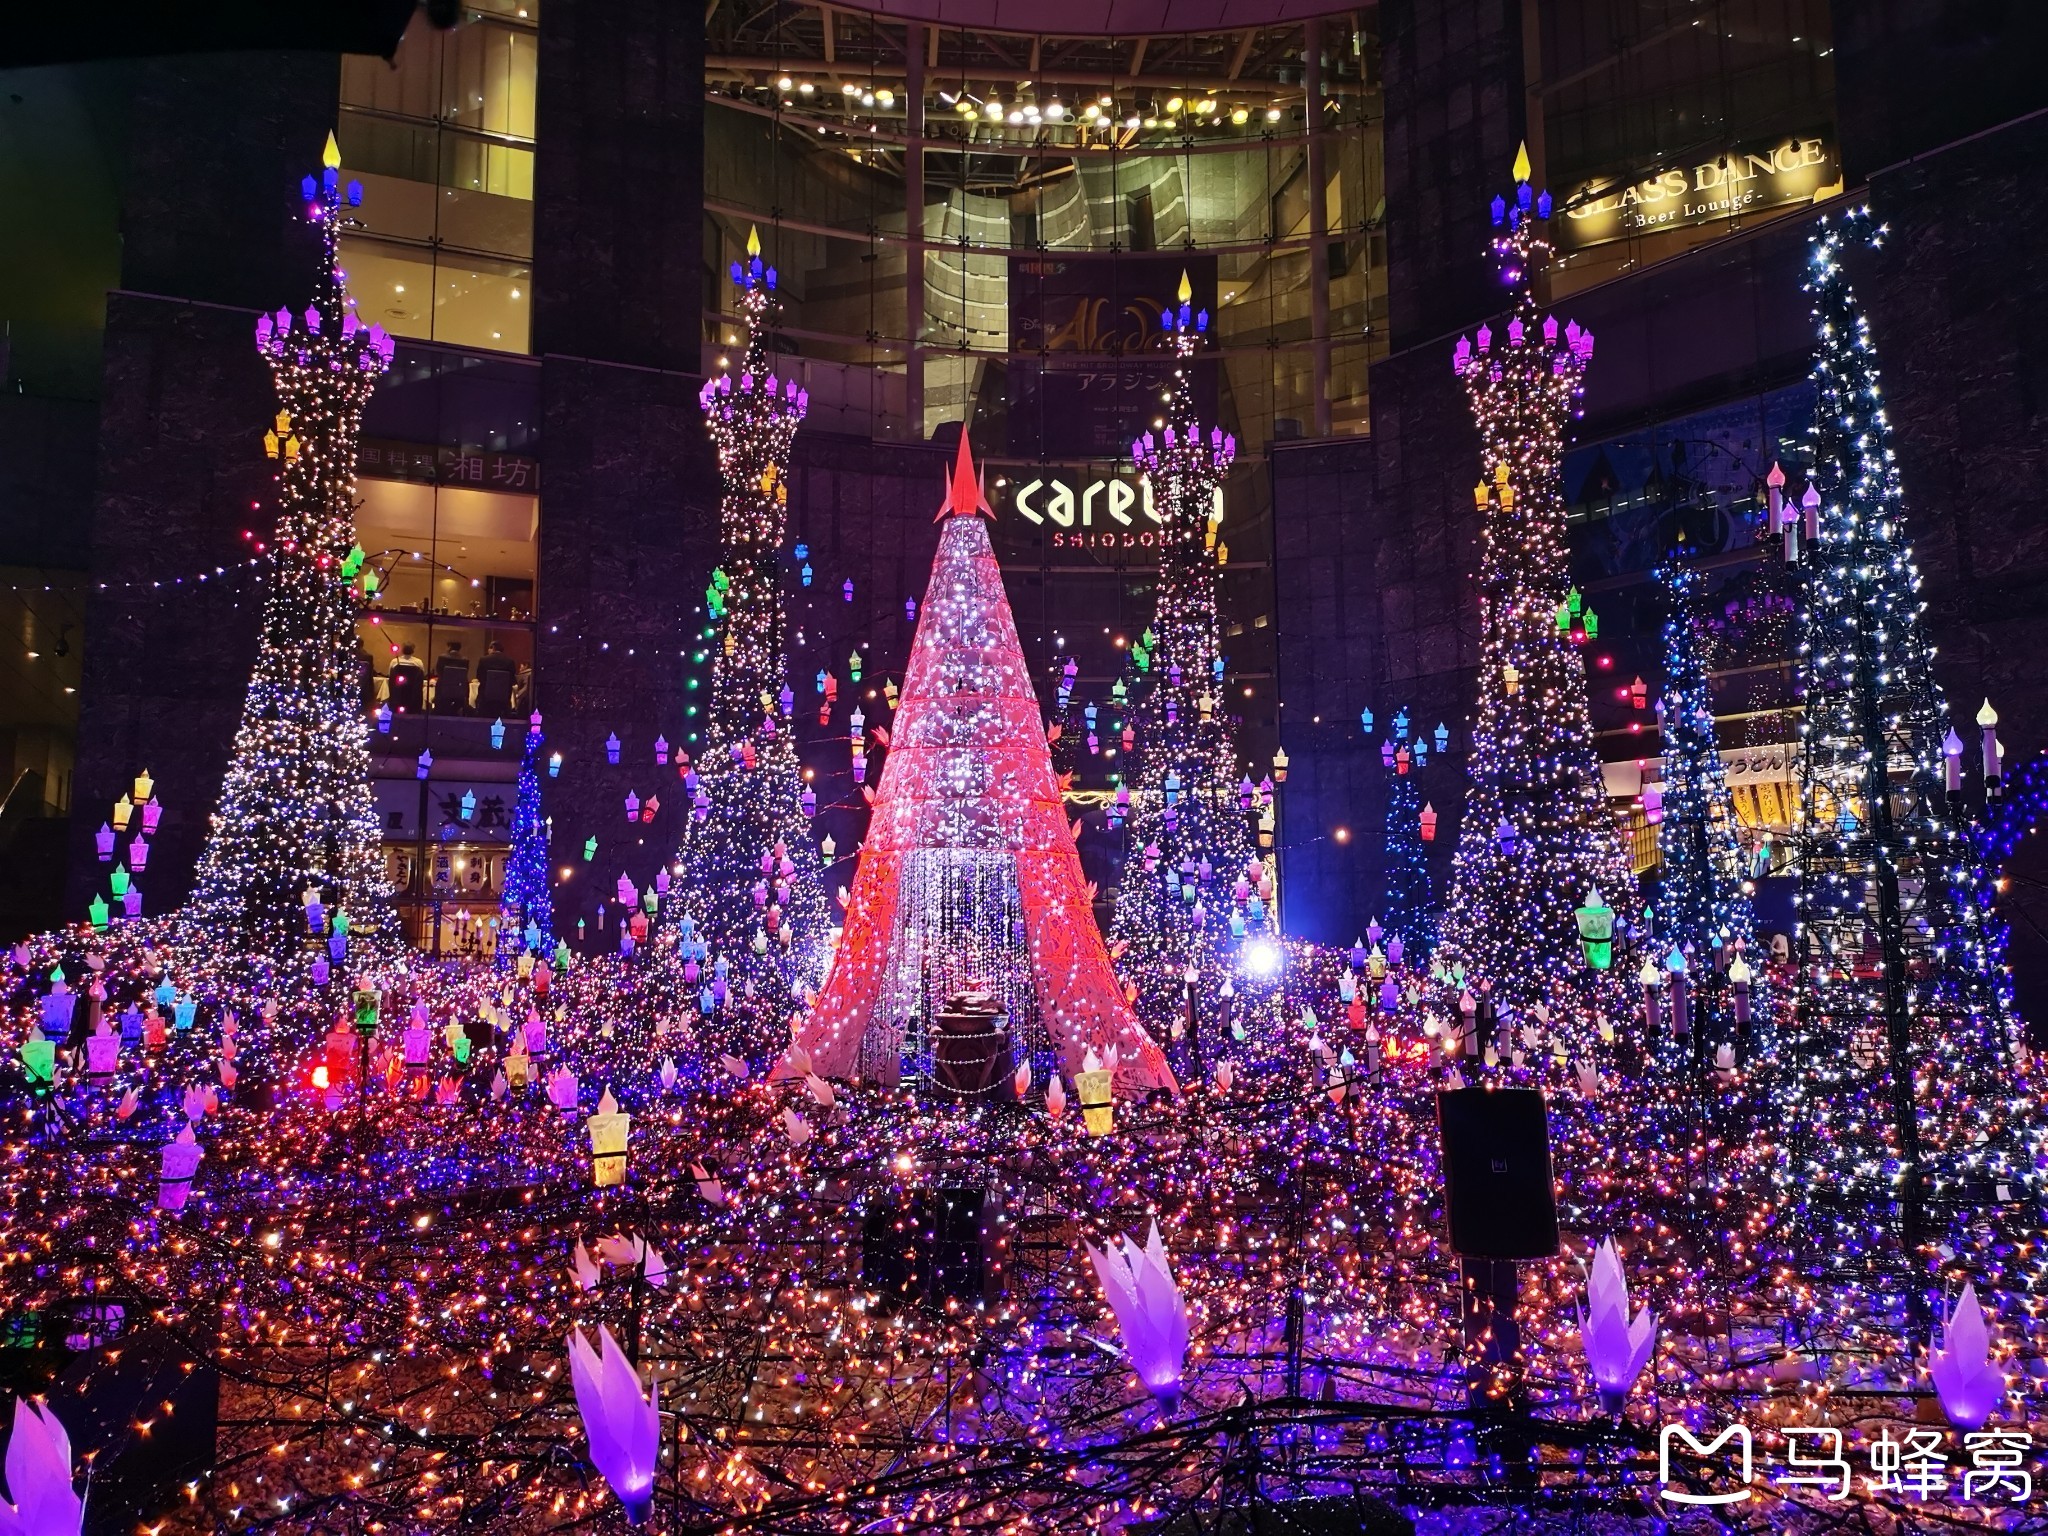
1436;1088;1559;1260
860;1189;988;1311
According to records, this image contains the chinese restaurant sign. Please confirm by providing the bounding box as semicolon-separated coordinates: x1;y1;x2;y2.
1557;133;1838;253
1008;253;1217;458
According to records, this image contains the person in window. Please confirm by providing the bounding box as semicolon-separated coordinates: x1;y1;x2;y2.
433;639;472;715
387;643;427;715
358;640;380;713
474;638;519;715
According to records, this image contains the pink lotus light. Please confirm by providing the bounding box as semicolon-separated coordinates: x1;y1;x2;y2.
1085;1219;1189;1412
1578;1237;1656;1412
0;1396;83;1536
567;1325;660;1524
1930;1283;2005;1430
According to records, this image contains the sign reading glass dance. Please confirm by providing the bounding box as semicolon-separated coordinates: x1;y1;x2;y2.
1557;132;1838;253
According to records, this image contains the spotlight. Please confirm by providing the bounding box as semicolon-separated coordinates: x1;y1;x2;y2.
1243;939;1282;979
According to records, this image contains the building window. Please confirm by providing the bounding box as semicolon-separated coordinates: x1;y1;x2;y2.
337;7;537;352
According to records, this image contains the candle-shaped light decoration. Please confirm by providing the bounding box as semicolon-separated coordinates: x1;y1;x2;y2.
566;1324;661;1524
1639;956;1664;1034
1083;1220;1188;1412
1943;727;1965;795
158;1128;203;1212
1664;947;1690;1037
587;1088;630;1188
1076;1049;1114;1136
1979;699;2001;796
1728;951;1753;1026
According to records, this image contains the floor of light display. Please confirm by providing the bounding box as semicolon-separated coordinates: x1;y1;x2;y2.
3;922;2043;1535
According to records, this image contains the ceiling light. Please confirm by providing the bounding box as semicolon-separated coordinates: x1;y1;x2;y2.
1081;103;1099;120
777;75;792;90
1143;116;1157;128
877;88;895;106
1266;106;1282;121
1125;115;1141;129
1231;106;1249;125
984;100;1003;119
1165;96;1183;113
842;82;858;95
798;81;814;94
1099;94;1113;106
1199;99;1217;114
957;98;976;114
1045;100;1064;119
1008;110;1023;124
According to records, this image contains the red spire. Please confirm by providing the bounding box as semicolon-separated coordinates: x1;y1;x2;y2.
939;428;993;520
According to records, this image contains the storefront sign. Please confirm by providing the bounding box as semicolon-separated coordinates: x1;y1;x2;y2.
1008;253;1218;458
1005;473;1224;552
360;439;542;493
1557;133;1837;253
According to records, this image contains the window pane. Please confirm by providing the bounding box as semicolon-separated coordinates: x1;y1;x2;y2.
338;236;530;352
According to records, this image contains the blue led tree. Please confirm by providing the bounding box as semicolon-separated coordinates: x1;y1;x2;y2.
1377;713;1438;958
1650;549;1756;990
499;713;554;959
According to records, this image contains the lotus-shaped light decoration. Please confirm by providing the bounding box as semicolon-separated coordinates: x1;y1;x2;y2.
567;1325;660;1524
1084;1219;1189;1412
0;1395;83;1536
1578;1237;1656;1413
1930;1283;2005;1430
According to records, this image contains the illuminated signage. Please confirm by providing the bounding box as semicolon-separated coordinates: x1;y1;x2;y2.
1557;133;1838;253
1005;473;1226;553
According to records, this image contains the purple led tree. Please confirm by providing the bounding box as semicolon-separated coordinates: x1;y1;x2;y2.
1111;275;1276;1051
1434;146;1637;1063
185;135;398;979
665;230;829;1055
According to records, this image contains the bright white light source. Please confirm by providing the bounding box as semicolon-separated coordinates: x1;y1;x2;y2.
1243;939;1282;978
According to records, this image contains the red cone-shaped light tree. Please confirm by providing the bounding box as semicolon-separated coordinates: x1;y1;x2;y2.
793;435;1176;1098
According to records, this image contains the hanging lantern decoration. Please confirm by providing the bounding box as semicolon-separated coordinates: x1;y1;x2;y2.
1502;662;1521;695
842;578;854;602
1419;803;1438;842
141;799;164;834
1272;746;1289;784
112;794;134;831
1574;887;1615;970
548;751;563;778
94;823;115;861
491;717;507;750
416;748;433;780
605;732;622;765
1629;676;1648;710
133;768;155;802
587;1088;631;1187
1076;1050;1115;1137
